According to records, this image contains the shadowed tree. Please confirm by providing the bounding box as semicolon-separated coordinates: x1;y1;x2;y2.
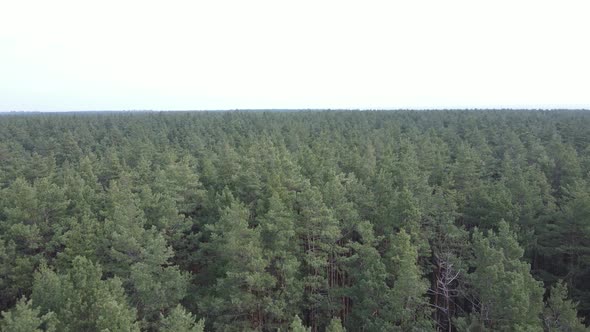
543;281;589;331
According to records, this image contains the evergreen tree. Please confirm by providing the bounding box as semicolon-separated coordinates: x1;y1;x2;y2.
0;297;56;332
467;221;544;331
0;177;70;310
289;315;311;332
543;281;588;331
296;185;344;331
325;317;346;332
258;192;303;330
387;229;433;331
202;199;274;331
129;259;189;330
31;256;139;332
342;220;394;331
160;305;205;332
98;180;189;329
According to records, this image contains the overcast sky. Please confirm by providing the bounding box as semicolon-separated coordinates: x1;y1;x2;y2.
1;0;589;111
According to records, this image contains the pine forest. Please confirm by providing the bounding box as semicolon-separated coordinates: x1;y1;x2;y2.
1;109;590;332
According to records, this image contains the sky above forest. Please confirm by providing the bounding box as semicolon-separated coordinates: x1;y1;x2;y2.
1;0;589;111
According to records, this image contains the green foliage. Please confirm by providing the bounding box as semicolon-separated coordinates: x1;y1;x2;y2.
343;220;395;330
0;297;56;332
201;199;275;331
289;315;311;332
129;261;189;329
258;192;302;329
296;185;344;330
0;110;589;330
468;221;544;331
160;305;204;332
31;256;139;332
325;317;346;332
387;229;433;331
543;281;589;331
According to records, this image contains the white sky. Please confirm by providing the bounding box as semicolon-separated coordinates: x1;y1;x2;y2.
1;0;589;111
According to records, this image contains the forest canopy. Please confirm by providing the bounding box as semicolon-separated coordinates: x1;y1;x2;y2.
1;110;589;331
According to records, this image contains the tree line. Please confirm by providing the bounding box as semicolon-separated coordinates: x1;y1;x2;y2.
0;110;589;331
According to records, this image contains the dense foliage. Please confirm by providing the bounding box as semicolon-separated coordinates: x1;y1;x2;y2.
1;110;589;331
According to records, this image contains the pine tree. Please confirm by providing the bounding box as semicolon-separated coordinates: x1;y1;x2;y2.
555;182;590;316
258;192;302;330
289;315;311;332
0;177;63;310
160;305;205;332
468;221;544;331
94;180;189;329
152;156;206;220
387;229;433;331
343;220;394;331
31;256;139;332
202;199;274;331
296;185;344;331
543;281;588;331
325;317;346;332
0;297;56;332
129;259;189;330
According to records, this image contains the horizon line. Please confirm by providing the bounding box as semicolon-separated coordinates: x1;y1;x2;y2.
2;107;590;113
